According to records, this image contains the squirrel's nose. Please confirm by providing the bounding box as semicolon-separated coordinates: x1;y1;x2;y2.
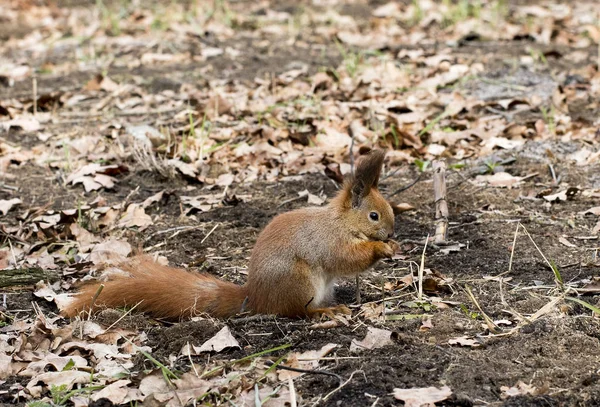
388;231;394;239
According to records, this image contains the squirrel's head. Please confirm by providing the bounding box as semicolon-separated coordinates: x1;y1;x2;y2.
339;149;395;242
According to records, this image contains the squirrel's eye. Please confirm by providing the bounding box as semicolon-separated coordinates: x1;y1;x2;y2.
369;212;379;221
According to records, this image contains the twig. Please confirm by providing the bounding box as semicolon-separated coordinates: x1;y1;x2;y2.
493;221;521;278
418;235;428;301
277;195;305;208
288;377;297;407
200;223;219;244
144;225;204;241
387;173;422;198
87;284;105;321
107;186;140;232
323;370;365;401
432;160;448;244
548;163;558;185
188;343;200;377
105;300;143;331
265;360;343;385
0;183;18;191
464;285;499;333
32;75;37;116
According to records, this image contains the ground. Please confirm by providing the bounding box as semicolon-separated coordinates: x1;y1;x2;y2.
1;0;600;406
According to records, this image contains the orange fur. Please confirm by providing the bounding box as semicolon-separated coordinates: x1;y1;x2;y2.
63;257;247;320
63;150;397;320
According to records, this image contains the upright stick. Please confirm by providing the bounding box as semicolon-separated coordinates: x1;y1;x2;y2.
432;160;448;244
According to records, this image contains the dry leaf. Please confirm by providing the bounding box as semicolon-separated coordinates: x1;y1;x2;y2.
167;159;197;177
543;188;578;202
501;381;538;398
476;172;523;188
89;239;132;265
118;204;153;231
391;203;415;213
558;237;577;248
142;190;165;208
393;385;453;407
1;116;40;132
581;206;600;216
91;380;131;404
448;336;481;347
419;317;433;331
191;326;240;354
280;343;338;380
350;327;394;352
307;192;325;206
0;198;21;216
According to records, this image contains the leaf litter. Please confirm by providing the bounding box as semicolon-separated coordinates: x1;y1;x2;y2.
0;0;599;405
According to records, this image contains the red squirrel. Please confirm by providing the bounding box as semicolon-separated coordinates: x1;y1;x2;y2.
63;150;398;320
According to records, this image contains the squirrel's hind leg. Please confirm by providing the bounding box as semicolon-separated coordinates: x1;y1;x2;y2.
306;304;352;319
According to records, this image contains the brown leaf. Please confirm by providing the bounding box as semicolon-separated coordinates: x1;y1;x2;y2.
89;239;132;265
393;386;453;407
69;223;100;252
142;190;165;208
279;343;338;380
391;203;415;213
91;380;131;404
118;204;153;231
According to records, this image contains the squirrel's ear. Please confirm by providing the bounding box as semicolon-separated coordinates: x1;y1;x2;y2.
350;149;386;208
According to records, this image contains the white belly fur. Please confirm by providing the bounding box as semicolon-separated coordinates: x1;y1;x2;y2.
311;271;336;307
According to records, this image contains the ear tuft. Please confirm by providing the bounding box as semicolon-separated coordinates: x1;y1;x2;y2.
349;149;386;208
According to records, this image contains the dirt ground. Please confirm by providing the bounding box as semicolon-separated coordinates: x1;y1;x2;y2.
1;0;600;406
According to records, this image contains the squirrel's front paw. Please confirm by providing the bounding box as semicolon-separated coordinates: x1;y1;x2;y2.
378;240;399;258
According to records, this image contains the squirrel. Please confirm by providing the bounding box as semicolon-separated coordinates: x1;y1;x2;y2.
63;149;399;320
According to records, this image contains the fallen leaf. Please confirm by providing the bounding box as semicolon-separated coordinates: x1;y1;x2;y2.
419;316;433;331
501;381;538;398
543;188;578;202
391;203;415;213
215;173;234;187
475;172;523;188
0;198;21;215
142;190;165;208
558;237;577;248
0;116;40;132
360;302;385;322
126;124;167;147
307;192;325;206
118;204;153;231
393;385;453;407
167;159;197;177
190;326;240;354
91;380;131;404
89;239;132;265
139;373;170;397
581;206;600;216
308;320;342;329
280;343;338;380
350;327;394;352
70;223;100;251
26;370;90;393
580;278;600;293
448;336;481;347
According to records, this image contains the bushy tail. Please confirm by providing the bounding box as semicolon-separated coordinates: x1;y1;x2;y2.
63;256;248;320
